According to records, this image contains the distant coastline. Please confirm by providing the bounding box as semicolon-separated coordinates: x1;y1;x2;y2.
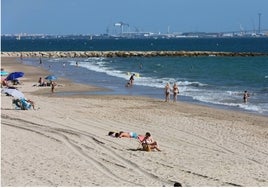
2;29;268;40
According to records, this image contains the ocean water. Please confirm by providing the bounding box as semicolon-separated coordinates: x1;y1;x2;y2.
22;55;268;115
3;38;268;115
2;37;268;52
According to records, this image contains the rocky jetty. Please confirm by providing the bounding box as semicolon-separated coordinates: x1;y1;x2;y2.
2;51;268;58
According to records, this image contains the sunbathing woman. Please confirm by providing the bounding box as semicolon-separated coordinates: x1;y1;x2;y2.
108;131;141;139
141;132;161;151
115;131;139;139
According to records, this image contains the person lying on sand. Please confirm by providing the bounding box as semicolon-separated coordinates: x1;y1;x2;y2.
108;131;161;152
108;131;139;139
116;131;139;139
108;131;117;137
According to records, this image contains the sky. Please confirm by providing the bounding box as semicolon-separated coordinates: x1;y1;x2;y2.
1;0;268;35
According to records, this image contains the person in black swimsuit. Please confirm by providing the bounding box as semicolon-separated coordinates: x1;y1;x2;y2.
129;74;135;86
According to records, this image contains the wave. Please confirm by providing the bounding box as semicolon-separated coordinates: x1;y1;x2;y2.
67;58;268;114
226;91;243;96
47;58;62;62
192;92;266;114
70;59;207;92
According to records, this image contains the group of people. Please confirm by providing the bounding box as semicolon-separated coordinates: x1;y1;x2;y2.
1;72;36;110
165;83;251;104
125;75;181;103
38;77;49;87
165;83;179;102
108;131;161;152
37;77;57;93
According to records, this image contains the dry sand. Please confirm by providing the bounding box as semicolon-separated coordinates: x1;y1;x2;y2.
1;57;268;186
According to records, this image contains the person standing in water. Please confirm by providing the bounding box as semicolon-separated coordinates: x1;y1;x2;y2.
129;74;135;86
243;90;250;103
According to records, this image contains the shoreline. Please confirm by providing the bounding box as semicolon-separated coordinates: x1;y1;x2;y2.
22;55;268;116
2;56;268;125
1;57;268;186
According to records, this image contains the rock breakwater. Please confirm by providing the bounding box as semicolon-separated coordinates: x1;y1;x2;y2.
2;51;268;58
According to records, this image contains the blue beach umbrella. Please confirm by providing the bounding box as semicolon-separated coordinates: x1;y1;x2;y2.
6;72;24;81
45;75;57;81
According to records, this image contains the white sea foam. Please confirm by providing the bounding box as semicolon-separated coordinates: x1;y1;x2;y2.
47;58;62;62
68;58;267;114
192;90;266;114
72;60;130;80
226;90;243;96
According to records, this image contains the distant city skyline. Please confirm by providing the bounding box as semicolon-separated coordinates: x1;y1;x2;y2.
2;0;268;35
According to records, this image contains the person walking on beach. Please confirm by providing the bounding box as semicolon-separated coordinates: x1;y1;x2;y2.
165;83;171;102
51;81;57;93
243;90;250;103
173;83;179;102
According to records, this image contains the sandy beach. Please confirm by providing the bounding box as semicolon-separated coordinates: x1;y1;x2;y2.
1;57;268;186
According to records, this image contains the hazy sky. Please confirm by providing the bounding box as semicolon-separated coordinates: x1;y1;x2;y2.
2;0;268;35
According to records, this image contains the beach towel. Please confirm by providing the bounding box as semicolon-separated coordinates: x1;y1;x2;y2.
137;135;145;142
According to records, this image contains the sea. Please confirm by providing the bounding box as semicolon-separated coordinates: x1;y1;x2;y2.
2;37;268;115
